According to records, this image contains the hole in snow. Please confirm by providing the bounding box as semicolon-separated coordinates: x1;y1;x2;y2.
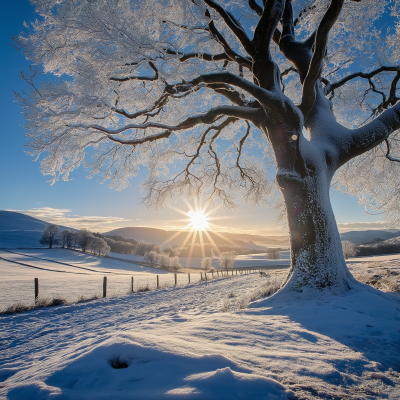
110;357;129;369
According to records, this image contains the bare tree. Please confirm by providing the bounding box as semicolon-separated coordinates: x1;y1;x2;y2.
201;257;213;271
71;231;80;250
219;251;236;269
266;250;281;260
60;229;71;248
341;240;356;260
65;230;74;249
15;0;400;294
40;224;60;249
78;229;92;253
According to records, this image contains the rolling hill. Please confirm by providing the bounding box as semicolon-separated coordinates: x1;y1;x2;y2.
0;211;73;248
339;230;400;246
104;226;289;248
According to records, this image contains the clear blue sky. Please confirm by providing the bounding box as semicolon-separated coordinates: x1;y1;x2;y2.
0;0;390;235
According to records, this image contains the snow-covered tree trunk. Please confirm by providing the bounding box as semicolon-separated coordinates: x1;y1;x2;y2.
279;159;351;292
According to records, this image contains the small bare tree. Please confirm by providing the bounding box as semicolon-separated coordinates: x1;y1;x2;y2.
40;224;60;249
219;252;236;269
201;257;213;271
64;230;74;249
144;250;159;265
266;250;281;260
78;229;92;253
60;229;72;248
71;231;80;250
341;240;357;260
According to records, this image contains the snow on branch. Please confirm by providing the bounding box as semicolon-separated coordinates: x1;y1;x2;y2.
203;0;252;54
68;105;259;145
324;66;400;96
110;62;159;82
300;0;345;117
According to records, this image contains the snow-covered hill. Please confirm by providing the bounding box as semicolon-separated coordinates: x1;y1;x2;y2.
340;229;400;245
0;211;73;248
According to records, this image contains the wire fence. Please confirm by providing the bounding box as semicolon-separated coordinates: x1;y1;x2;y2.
1;267;279;310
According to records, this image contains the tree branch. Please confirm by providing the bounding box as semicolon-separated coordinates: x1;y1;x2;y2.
166;48;252;70
167;72;278;110
207;21;253;69
204;0;252;53
300;0;344;117
248;0;263;16
110;62;159;82
252;0;285;55
68;105;259;145
324;66;400;95
338;101;400;167
385;139;400;163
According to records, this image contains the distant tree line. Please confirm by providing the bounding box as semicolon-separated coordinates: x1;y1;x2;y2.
355;241;400;257
40;225;110;256
143;250;181;271
341;239;400;259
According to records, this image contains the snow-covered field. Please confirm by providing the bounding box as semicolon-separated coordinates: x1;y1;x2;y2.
0;249;283;308
0;249;183;307
1;249;399;399
1;269;399;399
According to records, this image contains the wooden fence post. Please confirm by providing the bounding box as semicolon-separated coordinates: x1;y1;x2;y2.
103;276;107;298
200;272;203;281
188;273;190;284
231;270;233;276
212;272;214;279
157;275;159;288
205;273;207;282
131;276;134;292
34;278;39;303
174;273;177;286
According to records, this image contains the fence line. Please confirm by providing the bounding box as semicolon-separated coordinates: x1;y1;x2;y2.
26;265;289;303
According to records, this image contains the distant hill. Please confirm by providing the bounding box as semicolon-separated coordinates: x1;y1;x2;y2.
0;211;72;248
340;230;400;246
104;226;289;248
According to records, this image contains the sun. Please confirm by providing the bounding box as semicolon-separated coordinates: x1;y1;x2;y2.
188;210;209;231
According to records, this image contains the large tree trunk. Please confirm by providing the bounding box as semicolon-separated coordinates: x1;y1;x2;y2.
276;136;355;293
260;93;356;294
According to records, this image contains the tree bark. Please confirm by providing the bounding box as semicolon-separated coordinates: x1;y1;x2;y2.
259;95;355;293
278;160;353;293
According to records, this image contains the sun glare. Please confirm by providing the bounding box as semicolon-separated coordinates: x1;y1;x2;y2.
188;210;209;231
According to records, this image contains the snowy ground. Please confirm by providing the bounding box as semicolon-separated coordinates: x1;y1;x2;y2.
0;249;290;308
0;249;180;307
0;269;399;399
1;251;399;399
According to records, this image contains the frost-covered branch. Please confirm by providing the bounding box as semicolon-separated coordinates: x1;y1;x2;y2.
385;139;400;163
300;0;344;116
166;47;252;70
324;66;400;95
338;102;400;166
207;19;253;69
69;105;259;145
203;0;252;54
168;72;278;109
110;62;159;82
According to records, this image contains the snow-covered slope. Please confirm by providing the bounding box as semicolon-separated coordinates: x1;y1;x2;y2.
1;272;399;399
0;211;73;248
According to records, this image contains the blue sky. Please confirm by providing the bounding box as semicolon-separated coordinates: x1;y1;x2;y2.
0;0;392;235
